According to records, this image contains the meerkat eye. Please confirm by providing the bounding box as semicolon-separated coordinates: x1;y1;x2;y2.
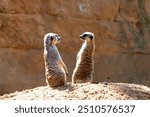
57;35;61;39
83;34;88;37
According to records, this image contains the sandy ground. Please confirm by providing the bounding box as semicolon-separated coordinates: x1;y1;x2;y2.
0;82;150;100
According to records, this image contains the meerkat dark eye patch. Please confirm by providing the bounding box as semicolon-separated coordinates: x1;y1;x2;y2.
57;35;61;38
83;34;88;37
57;35;61;41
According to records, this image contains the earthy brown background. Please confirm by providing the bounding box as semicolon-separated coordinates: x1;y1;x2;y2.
0;0;150;95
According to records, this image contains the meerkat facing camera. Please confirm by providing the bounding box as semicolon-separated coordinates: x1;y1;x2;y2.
43;33;68;87
72;32;95;83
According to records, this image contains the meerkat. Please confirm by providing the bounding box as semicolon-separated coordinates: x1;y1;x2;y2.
43;33;68;87
72;32;95;83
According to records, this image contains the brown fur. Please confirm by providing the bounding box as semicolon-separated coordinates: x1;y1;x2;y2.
45;67;66;87
72;32;95;83
43;33;68;87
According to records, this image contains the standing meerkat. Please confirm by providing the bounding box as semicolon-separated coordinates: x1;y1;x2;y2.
72;32;95;83
43;33;68;87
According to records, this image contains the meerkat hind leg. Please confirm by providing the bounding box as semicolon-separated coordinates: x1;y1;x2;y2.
46;74;66;88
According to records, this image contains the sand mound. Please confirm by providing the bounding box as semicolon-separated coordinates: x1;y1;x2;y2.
0;83;150;100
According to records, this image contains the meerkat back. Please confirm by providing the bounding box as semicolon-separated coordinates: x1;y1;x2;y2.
43;33;68;87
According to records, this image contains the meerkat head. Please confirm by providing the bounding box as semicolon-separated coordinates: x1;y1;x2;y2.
79;32;94;42
44;33;61;45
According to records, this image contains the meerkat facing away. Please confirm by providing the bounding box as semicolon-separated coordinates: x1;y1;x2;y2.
72;32;95;83
43;33;68;87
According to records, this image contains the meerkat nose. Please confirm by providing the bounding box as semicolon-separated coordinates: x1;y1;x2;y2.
79;35;85;40
79;35;83;38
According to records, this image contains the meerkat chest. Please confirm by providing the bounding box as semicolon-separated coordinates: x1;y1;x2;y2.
77;42;87;57
76;42;87;65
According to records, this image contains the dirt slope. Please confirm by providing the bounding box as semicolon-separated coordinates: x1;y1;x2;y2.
0;83;150;100
1;0;150;95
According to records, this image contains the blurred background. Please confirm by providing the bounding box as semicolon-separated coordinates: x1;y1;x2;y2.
0;0;150;95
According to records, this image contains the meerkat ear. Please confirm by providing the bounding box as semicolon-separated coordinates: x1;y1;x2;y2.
51;36;54;41
90;36;93;40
